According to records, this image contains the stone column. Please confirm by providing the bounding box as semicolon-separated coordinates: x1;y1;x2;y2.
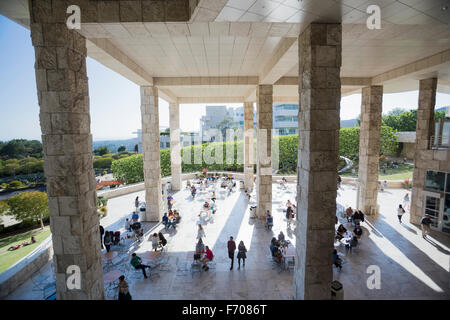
295;23;342;300
244;101;254;190
410;78;438;224
357;86;383;215
169;102;182;191
256;85;273;217
140;86;162;222
29;0;104;299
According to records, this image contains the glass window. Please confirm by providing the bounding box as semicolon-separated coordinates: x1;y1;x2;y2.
443;194;450;233
447;173;450;193
425;171;445;192
166;142;170;148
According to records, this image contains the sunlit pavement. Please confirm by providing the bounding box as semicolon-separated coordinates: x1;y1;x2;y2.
6;180;449;300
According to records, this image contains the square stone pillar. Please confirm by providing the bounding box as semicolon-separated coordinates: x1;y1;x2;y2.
140;86;162;222
169;102;182;191
29;0;104;299
357;86;383;215
410;78;438;224
256;85;273;217
295;23;342;300
244;101;254;190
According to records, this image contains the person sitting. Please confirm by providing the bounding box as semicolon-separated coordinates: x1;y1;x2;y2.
125;218;131;232
345;236;358;251
273;246;283;263
270;237;280;256
345;207;353;222
333;249;342;269
131;222;143;241
173;210;181;224
203;202;210;210
131;211;139;222
167;215;177;229
336;224;347;240
353;226;363;239
201;246;214;271
130;253;151;279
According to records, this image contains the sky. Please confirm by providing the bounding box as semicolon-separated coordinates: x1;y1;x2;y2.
0;14;449;141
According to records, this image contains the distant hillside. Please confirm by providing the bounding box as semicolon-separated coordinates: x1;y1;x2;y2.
340;119;358;127
93;138;139;153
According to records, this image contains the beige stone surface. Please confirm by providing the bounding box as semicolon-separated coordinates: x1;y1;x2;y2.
244;101;254;190
170;102;182;191
140;86;163;222
256;85;273;217
29;0;104;300
295;23;342;300
357;85;383;215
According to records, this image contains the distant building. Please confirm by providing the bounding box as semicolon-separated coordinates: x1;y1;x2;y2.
273;103;298;135
133;128;200;151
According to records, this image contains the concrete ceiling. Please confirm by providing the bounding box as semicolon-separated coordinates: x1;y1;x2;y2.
1;0;450;103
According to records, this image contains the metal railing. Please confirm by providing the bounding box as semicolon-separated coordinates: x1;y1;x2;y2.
430;135;450;149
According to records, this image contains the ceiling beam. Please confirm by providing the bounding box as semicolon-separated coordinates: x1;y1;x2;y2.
158;88;178;104
87;38;153;86
259;38;298;85
178;96;245;104
189;0;228;22
154;76;259;86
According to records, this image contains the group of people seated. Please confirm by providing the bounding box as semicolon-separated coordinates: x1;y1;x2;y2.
162;209;181;230
7;236;36;251
269;237;284;263
335;223;360;250
194;238;214;271
124;215;144;242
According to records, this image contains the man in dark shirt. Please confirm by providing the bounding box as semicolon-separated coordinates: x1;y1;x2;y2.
99;225;104;249
227;236;236;270
421;215;432;238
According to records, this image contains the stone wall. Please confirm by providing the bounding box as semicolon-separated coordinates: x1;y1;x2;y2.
244;101;255;190
295;23;342;300
256;85;273;217
357;86;383;215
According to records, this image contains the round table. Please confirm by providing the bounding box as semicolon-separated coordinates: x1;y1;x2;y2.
103;269;122;284
103;251;118;261
141;251;160;262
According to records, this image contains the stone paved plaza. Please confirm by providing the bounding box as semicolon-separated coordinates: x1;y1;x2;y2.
6;180;449;300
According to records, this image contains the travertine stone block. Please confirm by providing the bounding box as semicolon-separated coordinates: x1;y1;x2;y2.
256;85;273;217
140;86;162;221
30;0;104;299
244;102;254;190
357;86;383;215
170;102;182;191
411;78;440;225
294;23;341;300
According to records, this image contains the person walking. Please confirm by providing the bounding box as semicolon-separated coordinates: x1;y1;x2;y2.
197;224;205;240
99;225;104;249
167;194;174;210
403;193;410;211
237;241;247;269
421;215;432;238
118;275;132;300
227;236;236;270
397;204;405;223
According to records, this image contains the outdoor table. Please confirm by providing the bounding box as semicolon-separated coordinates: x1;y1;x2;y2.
103;269;122;284
141;250;160;262
103;251;118;261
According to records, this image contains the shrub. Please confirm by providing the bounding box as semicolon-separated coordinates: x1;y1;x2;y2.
8;180;24;189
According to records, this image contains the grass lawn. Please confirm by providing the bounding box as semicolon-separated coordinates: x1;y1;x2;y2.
342;163;413;181
0;226;51;274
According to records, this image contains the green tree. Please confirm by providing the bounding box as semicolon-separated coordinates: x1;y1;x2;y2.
111;154;144;183
0;139;42;159
94;146;110;156
117;145;126;153
7;191;49;229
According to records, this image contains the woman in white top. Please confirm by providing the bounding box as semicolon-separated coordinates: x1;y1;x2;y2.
197;224;206;240
403;193;410;210
397;204;405;224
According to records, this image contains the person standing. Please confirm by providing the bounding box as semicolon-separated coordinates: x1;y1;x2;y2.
421;215;432;238
135;196;139;211
167;194;174;210
197;224;205;240
104;231;112;252
237;241;247;269
397;204;405;223
227;236;236;270
118;275;132;300
99;225;104;249
403;193;410;211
